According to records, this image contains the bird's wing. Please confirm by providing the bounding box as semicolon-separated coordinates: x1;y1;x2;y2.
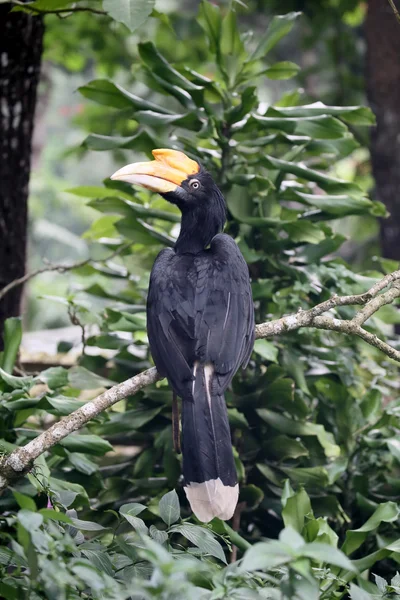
147;248;197;399
147;237;254;399
194;233;254;392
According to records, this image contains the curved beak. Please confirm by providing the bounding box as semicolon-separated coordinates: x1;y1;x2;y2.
110;148;199;194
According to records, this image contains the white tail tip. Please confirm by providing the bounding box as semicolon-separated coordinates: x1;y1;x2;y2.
184;478;239;523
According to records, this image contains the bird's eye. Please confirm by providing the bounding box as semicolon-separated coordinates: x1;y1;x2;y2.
189;179;200;190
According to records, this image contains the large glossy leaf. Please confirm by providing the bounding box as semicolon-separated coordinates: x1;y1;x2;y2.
78;79;171;113
284;221;325;244
82;130;156;154
88;196;180;223
253;339;278;362
120;503;148;535
59;434;113;455
198;0;222;56
263;155;364;195
264;61;300;80
294;191;372;216
169;523;227;564
282;487;312;533
301;543;356;571
272;102;375;126
240;540;295;571
251;12;301;60
257;409;340;458
68;366;115;390
103;0;155;32
158;490;180;526
342;502;400;555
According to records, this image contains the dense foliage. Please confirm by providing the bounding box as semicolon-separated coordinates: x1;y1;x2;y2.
1;3;400;598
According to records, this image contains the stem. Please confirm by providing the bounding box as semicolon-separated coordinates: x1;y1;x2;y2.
388;0;400;25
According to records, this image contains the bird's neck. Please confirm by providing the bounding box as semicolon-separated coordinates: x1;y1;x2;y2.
175;204;226;255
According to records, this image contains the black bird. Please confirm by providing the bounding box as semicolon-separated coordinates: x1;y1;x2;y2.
111;149;254;522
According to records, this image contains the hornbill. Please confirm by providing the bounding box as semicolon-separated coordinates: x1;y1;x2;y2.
111;149;254;523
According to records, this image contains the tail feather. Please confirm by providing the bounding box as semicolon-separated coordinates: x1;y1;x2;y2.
182;362;238;523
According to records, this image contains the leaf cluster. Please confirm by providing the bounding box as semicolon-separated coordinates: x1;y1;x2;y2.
1;2;400;598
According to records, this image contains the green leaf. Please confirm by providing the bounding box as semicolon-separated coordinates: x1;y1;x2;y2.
264;61;300;80
82;131;156;154
264;435;309;460
69;517;106;531
120;502;147;517
295;192;372;216
39;509;73;524
81;550;114;577
60;434;113;455
301;543;357;572
227;86;258;125
170;523;227;564
251;12;301;60
0;369;33;390
284;221;325;244
88;196;180;223
40;366;69;389
149;525;168;545
68;452;98;476
263;155;363;195
1;318;22;373
138;42;202;106
103;0;155;32
273;102;375;126
68;366;115;390
67;185;131;200
257;409;340;458
349;584;374;600
240;540;295;571
281;466;330;488
134;110;202;130
342;502;400;555
17;509;43;531
282;487;312;533
253;339;278;362
120;503;148;534
159;490;180;526
78;79;171;113
198;0;222;56
46;396;86;416
12;491;37;511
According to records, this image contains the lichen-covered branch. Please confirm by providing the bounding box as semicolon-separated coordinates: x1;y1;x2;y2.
0;368;161;489
1;269;400;491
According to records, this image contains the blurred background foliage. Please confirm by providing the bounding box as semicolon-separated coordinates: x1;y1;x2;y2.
1;0;400;598
27;0;377;333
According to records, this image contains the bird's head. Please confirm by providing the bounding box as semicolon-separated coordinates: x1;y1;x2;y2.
110;148;225;215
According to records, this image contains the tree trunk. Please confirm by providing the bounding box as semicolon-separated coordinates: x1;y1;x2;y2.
365;0;400;260
0;5;44;349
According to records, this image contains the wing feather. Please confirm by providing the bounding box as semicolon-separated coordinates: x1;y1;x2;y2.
147;235;254;399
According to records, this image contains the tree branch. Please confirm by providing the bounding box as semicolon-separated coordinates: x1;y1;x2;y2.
388;0;400;25
0;244;130;302
10;1;107;16
1;269;400;491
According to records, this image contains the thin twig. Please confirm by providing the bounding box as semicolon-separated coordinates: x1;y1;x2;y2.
1;269;400;491
0;244;130;302
230;502;246;563
10;1;107;16
388;0;400;25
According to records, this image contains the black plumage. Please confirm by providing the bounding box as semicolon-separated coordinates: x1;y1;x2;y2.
111;149;254;522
